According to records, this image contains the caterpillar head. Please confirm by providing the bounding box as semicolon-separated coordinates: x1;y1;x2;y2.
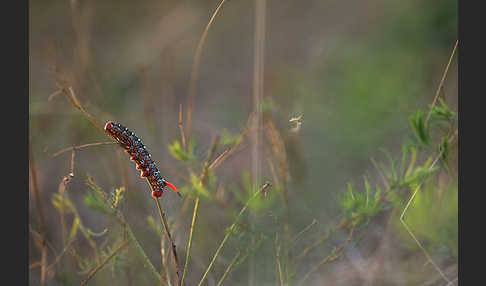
104;121;125;143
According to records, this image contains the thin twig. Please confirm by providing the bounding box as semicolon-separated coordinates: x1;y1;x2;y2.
79;240;129;286
215;251;242;286
154;197;181;286
52;142;117;157
297;226;355;286
291;219;317;244
197;183;271;286
275;235;284;286
181;137;220;286
399;133;457;284
186;0;228;141
29;142;48;286
160;237;170;286
296;224;341;260
400;41;459;283
63;86;104;133
425;40;458;124
46;238;77;275
209;125;251;170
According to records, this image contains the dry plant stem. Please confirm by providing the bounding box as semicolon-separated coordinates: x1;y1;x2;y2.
181;197;199;286
160;236;169;286
399;132;458;284
400;43;459;284
425;40;458;124
186;0;228;140
197;183;271;286
154;197;181;286
291;219;317;244
275;235;284;286
208;112;254;171
209;127;250;170
215;251;242;286
296;225;341;260
47;238;76;275
79;240;129;286
29;142;48;286
181;137;219;286
63;86;104;133
52;142;117;157
297;226;355;286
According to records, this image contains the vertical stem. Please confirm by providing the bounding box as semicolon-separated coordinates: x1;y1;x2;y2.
181;197;200;286
155;197;181;286
251;1;266;283
29;142;48;286
181;137;219;286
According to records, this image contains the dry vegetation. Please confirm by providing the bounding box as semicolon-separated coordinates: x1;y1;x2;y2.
29;0;457;285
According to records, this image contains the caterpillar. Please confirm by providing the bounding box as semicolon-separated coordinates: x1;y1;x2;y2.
104;121;180;198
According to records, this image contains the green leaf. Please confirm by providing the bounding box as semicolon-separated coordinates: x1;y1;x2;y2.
409;109;431;146
168;140;195;162
190;173;210;199
84;192;110;214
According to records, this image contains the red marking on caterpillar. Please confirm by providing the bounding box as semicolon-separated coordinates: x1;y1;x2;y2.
104;121;181;199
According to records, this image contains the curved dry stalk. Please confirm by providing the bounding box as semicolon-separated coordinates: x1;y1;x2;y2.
186;0;228;140
425;40;458;124
400;42;459;283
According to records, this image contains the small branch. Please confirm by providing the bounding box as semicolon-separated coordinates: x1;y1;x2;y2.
29;142;48;286
425;40;458;124
154;198;181;286
399;131;458;284
291;219;317;244
296;225;341;260
296;226;355;286
181;137;219;286
275;235;284;286
58;86;104;133
197;183;271;286
215;251;242;286
209;128;250;170
181;198;199;286
52;142;117;157
79;240;129;286
46;238;77;275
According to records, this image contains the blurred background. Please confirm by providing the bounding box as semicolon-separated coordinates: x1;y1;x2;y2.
29;0;457;285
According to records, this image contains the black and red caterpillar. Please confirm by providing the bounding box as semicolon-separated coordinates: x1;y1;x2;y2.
104;121;180;198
